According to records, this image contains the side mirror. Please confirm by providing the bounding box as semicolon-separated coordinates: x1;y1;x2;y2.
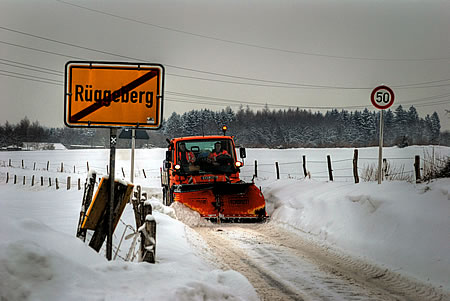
239;147;246;159
165;150;171;161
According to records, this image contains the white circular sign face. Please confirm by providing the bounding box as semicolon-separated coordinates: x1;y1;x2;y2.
371;85;395;110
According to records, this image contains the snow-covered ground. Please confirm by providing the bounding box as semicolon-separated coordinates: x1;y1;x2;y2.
0;145;449;299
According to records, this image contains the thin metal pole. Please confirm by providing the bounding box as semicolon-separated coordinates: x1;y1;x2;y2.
107;128;117;261
378;110;384;184
131;129;136;183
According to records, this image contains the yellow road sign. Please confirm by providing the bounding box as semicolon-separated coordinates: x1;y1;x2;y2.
65;61;164;128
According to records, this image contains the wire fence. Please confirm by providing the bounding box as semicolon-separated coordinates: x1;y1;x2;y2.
2;150;448;188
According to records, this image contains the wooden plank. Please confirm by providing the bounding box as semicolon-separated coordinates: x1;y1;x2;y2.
81;177;108;230
88;178;134;252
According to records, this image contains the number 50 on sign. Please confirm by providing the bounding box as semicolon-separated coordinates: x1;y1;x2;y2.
371;85;395;110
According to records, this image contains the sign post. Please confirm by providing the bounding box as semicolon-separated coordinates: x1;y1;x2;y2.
65;61;164;260
370;85;395;184
107;128;117;260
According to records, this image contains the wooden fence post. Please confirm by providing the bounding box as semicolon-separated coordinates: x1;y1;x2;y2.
41;176;44;186
353;149;359;184
23;176;25;185
73;165;76;173
22;160;24;169
302;155;307;177
122;167;125;178
47;161;49;171
49;177;52;187
87;161;90;172
78;178;81;190
55;178;59;190
275;162;280;180
414;155;421;183
382;158;387;181
32;175;35;186
106;165;109;174
14;175;17;184
67;176;71;190
61;162;64;173
254;160;258;178
33;162;36;171
327;155;333;181
140;202;156;263
6;172;9;183
142;169;146;178
8;159;11;167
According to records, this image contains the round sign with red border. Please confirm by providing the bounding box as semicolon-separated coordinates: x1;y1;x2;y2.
371;85;395;110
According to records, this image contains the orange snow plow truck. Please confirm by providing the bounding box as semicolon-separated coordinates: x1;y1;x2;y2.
161;132;267;222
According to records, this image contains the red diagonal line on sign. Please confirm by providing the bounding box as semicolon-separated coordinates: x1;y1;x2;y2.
70;70;158;123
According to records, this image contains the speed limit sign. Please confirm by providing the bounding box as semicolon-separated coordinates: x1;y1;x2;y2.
371;85;395;109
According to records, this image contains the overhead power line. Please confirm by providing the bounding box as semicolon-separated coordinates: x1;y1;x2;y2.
2;26;450;89
1;69;448;110
54;0;450;62
0;71;63;86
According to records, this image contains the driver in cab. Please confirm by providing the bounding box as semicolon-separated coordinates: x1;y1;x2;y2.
208;142;230;165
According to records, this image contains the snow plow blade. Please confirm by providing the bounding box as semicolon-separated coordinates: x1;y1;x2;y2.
173;182;267;222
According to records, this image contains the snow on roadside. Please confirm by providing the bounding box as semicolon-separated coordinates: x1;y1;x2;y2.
263;178;450;291
0;185;258;301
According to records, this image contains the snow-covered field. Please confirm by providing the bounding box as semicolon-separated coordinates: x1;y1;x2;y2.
0;145;449;300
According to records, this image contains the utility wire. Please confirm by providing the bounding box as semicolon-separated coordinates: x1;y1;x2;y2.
2;27;450;89
53;0;450;62
0;72;63;86
0;61;63;77
0;66;449;110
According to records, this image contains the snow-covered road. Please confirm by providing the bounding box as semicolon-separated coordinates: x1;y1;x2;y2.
194;224;449;301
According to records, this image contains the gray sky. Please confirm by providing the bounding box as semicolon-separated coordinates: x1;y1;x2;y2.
1;0;450;130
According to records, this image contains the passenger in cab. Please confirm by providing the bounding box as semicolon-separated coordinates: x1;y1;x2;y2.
178;142;195;165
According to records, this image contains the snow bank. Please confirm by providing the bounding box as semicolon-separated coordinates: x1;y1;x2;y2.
0;185;258;301
263;178;450;290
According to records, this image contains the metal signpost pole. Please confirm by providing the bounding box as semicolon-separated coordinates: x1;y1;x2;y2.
107;128;117;261
131;129;136;183
371;85;394;185
378;111;383;184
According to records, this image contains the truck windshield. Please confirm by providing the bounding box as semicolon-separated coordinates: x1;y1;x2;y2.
176;139;236;174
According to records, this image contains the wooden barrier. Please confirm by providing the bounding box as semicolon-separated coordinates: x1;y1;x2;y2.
86;177;134;252
275;162;280;180
77;172;97;242
254;160;258;178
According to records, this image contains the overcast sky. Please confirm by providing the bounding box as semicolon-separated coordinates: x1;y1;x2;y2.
1;0;450;130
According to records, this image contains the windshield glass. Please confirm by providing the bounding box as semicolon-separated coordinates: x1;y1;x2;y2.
176;139;236;174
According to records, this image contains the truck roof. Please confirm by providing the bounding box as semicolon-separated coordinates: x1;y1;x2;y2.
171;135;234;143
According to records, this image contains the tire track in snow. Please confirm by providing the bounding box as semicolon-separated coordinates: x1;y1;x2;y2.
194;224;449;301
